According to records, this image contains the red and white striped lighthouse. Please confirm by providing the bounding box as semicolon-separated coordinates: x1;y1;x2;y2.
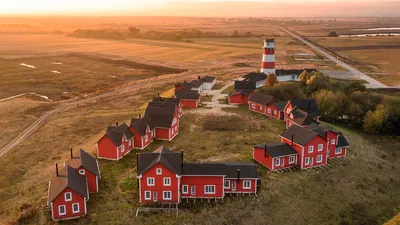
260;39;275;75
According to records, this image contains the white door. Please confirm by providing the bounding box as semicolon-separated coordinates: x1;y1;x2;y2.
153;192;157;202
232;181;236;191
282;158;285;167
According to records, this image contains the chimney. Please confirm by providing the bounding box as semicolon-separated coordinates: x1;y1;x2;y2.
138;114;141;119
70;147;73;159
136;153;139;170
198;76;200;80
237;169;240;183
291;135;294;146
264;144;267;158
55;163;59;177
158;93;160;97
116;121;119;127
325;131;328;139
181;150;184;167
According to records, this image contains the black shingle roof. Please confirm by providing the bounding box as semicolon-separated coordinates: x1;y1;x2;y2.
145;103;176;128
190;79;204;88
175;89;199;100
105;123;134;146
271;101;288;111
275;69;317;76
228;90;252;97
224;162;259;179
182;163;226;176
130;116;151;136
280;125;320;146
234;80;256;91
152;96;181;106
243;72;267;82
248;92;275;105
336;132;350;147
79;149;101;177
288;99;320;117
137;146;182;175
288;108;315;126
254;143;298;157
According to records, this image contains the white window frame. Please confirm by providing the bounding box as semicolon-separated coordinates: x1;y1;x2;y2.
72;203;80;213
120;145;125;152
335;147;342;154
163;191;172;200
191;185;196;195
259;106;263;110
243;180;251;189
182;185;188;194
58;205;66;216
252;104;256;109
224;180;230;189
172;118;177;125
331;139;335;145
163;177;171;186
308;145;314;153
317;155;323;163
156;168;162;175
268;108;271;114
289;156;295;164
64;192;72;202
274;110;277;115
144;135;148;142
318;144;323;152
305;157;310;165
275;158;280;166
145;191;151;200
128;139;132;147
204;185;215;194
147;177;155;186
79;169;85;175
172;128;175;135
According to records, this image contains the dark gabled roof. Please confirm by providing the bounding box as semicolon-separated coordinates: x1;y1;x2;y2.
152;96;181;106
275;69;317;76
254;143;298;157
288;99;320;117
190;79;204;88
66;149;101;177
336;132;349;147
145;103;176;128
130;116;151;136
271;101;288;111
224;162;259;179
307;123;330;137
175;89;199;100
288;108;315;126
248;92;275;105
105;123;134;146
48;165;88;204
228;90;252;97
280;125;321;146
234;80;256;91
201;76;216;83
182;163;226;176
137;146;182;175
243;72;267;82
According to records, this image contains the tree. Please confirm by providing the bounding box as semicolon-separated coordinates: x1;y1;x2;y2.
363;96;400;135
328;31;338;37
128;27;140;37
343;81;367;94
260;82;304;101
299;70;311;87
304;71;331;96
314;90;348;122
265;73;278;87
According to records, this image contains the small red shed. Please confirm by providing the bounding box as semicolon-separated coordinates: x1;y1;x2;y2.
248;92;276;115
228;90;252;105
253;143;298;171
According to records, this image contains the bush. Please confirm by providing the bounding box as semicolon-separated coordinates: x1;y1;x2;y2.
328;31;338;37
16;203;37;224
260;82;304;101
314;90;348;122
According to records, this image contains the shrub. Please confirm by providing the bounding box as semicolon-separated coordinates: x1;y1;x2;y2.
328;31;338;37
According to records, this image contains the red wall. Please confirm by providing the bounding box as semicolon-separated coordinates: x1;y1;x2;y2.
266;105;282;120
130;126;154;149
249;101;266;114
272;155;297;170
78;167;98;193
51;187;86;220
229;94;249;105
119;136;133;159
224;179;257;193
155;128;170;140
284;102;293;121
140;163;179;204
97;136;117;160
180;176;224;198
326;131;343;158
181;100;198;108
253;147;273;170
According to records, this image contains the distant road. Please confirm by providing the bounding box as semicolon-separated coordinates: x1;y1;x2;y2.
280;27;387;89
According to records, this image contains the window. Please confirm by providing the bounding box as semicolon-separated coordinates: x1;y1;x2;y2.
286;108;291;113
289;122;293;127
268;108;271;114
182;185;188;194
259;106;263;110
164;177;171;186
79;169;85;175
318;144;323;152
191;186;196;195
274;110;277;115
289;156;295;164
305;157;310;165
58;205;66;215
308;145;314;153
163;191;172;200
144;135;148;142
145;191;151;200
331;139;335;145
317;155;323;163
147;177;155;186
172;128;174;135
175;126;177;132
72;203;80;213
156;168;162;175
224;180;230;189
275;158;280;166
252;104;256;109
121;145;125;152
243;180;251;189
128;139;132;147
172;118;177;125
64;192;72;201
204;185;215;194
335;148;342;154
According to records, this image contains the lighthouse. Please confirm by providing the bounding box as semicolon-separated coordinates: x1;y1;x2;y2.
260;39;276;75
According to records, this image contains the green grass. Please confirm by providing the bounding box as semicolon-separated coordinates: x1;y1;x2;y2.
211;83;226;90
221;84;234;94
201;95;213;102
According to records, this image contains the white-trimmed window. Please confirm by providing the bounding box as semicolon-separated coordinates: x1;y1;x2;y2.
128;139;132;147
317;155;323;163
224;180;230;189
274;110;277;115
147;177;155;186
259;106;263;111
289;156;295;164
164;177;171;186
156;168;162;175
308;145;314;153
286;108;291;113
305;157;310;165
64;192;72;201
58;205;66;215
243;180;251;189
182;185;188;194
145;191;151;200
268;108;271;114
252;104;256;109
275;158;280;166
191;186;196;195
318;144;323;152
79;169;85;175
172;118;177;125
72;203;80;213
121;145;125;152
175;126;177;132
172;128;175;135
331;139;335;145
335;148;342;154
144;135;148;142
163;191;172;200
204;185;215;194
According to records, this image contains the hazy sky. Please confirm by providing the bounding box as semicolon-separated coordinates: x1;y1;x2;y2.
1;0;399;17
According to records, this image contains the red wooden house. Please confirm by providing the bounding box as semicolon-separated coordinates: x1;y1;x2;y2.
96;122;134;160
228;90;252;105
137;146;259;205
129;115;154;150
284;99;320;128
267;101;287;120
48;164;89;221
253;143;298;171
248;92;276;115
175;88;201;108
66;148;101;193
152;96;183;118
234;80;257;92
145;102;179;141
